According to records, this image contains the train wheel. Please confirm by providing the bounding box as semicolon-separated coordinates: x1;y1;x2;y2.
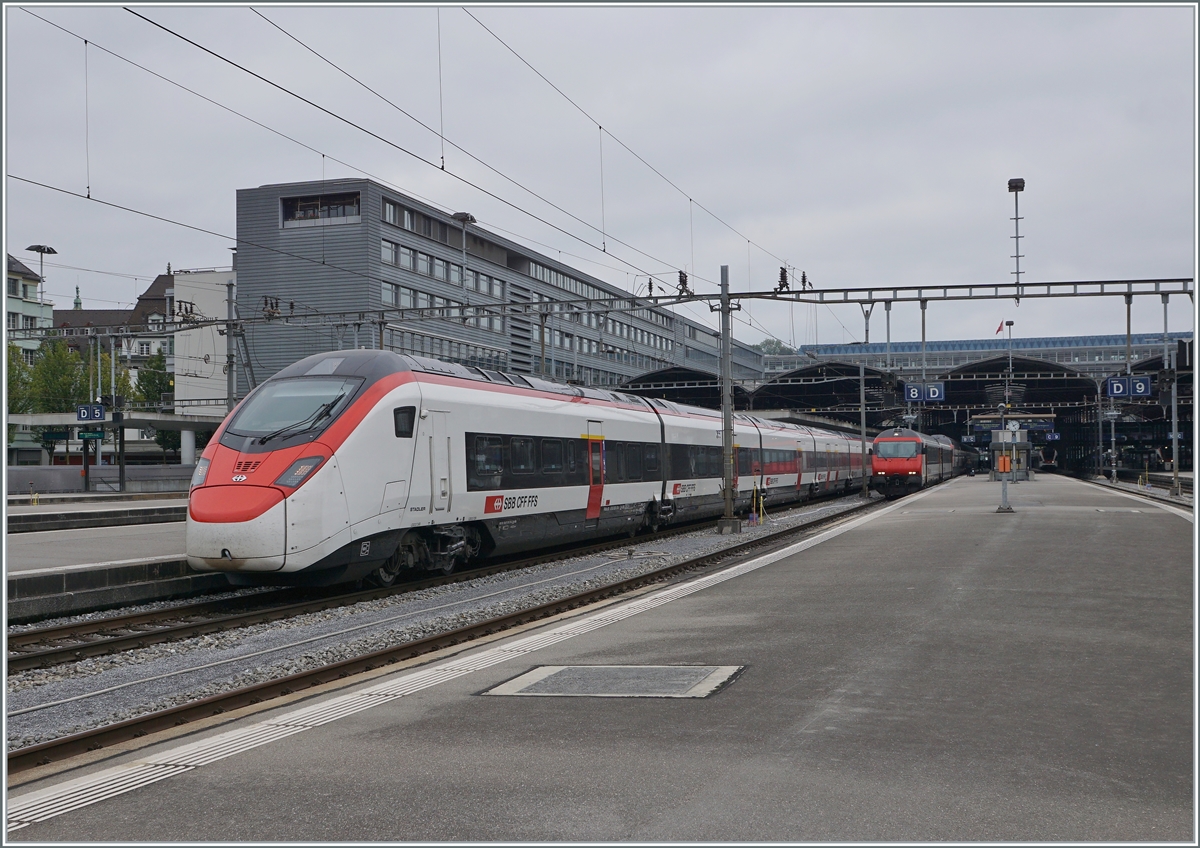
366;549;402;588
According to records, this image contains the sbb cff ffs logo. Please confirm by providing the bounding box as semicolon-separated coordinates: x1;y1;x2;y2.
484;494;540;513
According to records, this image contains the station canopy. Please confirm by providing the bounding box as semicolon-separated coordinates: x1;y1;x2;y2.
622;366;751;410
938;355;1097;410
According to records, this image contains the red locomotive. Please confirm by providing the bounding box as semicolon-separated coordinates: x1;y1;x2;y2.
869;428;971;498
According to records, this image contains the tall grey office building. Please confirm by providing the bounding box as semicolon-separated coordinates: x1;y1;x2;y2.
235;179;762;391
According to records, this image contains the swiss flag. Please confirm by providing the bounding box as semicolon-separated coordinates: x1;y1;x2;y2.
996;321;1004;335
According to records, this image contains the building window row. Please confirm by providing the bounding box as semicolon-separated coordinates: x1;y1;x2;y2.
382;239;506;300
530;358;628;386
533;320;666;370
388;329;508;371
539;296;673;354
383;199;457;247
382;282;505;334
527;259;674;332
386;197;676;333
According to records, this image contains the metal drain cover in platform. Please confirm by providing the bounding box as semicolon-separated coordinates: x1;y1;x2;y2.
483;665;744;698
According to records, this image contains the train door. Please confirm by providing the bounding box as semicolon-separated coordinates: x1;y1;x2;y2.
428;410;451;516
586;420;604;522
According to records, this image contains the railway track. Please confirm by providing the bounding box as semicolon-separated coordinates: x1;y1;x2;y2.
7;492;860;673
7;495;884;774
1075;472;1194;506
1112;468;1192;496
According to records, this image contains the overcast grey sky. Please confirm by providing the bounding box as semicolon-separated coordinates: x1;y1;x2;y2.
4;3;1196;349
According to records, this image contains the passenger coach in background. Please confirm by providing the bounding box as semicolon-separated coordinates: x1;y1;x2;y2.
187;350;871;587
869;428;972;498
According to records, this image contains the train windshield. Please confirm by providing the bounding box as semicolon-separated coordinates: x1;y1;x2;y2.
225;377;362;442
875;440;919;458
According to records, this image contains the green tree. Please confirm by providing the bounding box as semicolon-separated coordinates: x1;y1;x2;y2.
136;350;180;459
136;349;173;407
28;341;87;461
31;341;87;413
7;344;33;445
30;341;134;461
753;338;795;356
7;344;33;414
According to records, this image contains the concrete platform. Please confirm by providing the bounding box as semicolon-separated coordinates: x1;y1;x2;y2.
7;475;1193;841
6;559;226;624
6;498;187;533
5;519;207;622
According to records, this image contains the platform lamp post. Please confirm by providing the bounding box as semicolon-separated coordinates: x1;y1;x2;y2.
25;244;56;307
1008;177;1024;288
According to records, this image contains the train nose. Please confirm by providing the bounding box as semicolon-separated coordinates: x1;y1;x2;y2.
187;485;287;572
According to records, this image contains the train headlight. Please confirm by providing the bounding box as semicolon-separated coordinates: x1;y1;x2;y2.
190;457;210;488
273;456;325;489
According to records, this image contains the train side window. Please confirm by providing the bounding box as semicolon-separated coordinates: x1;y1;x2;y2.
644;444;659;472
706;446;722;477
511;437;535;474
542;439;563;473
605;443;625;484
627;444;642;480
394;406;416;438
475;436;503;475
566;441;577;473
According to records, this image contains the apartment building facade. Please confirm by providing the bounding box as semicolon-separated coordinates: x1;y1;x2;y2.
6;254;54;366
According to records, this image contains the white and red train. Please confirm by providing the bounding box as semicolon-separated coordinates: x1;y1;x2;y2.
187;350;876;587
868;427;973;497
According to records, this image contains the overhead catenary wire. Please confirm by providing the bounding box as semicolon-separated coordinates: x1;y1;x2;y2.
239;7;678;283
20;11;785;351
125;8;672;284
24;8;730;314
463;7;792;271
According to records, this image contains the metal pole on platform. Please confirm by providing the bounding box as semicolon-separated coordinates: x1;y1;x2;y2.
718;265;740;534
1111;408;1118;484
1171;346;1181;496
226;281;236;413
1125;294;1133;374
1162;294;1170;366
860;359;869;498
885;301;892;370
920;300;927;382
997;403;1012;512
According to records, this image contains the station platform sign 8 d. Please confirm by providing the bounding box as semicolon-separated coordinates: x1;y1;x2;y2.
1106;376;1152;398
903;382;946;402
